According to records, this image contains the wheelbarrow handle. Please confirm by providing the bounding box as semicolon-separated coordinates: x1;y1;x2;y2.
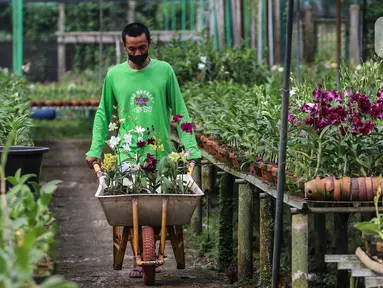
92;161;103;179
187;161;195;176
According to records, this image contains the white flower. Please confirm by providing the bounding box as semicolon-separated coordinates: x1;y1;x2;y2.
28;84;35;90
122;144;131;152
200;56;207;63
108;122;118;131
198;63;206;71
21;63;31;73
2;68;9;74
108;136;120;149
324;62;332;69
278;66;284;72
124;133;132;145
68;83;76;90
356;64;362;70
290;88;297;96
135;126;145;135
271;65;278;71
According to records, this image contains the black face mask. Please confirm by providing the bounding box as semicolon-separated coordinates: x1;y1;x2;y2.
129;52;148;66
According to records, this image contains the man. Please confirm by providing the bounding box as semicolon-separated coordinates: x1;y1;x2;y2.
85;23;201;277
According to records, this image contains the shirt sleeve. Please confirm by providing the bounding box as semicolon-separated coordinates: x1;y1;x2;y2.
85;72;116;159
166;65;202;160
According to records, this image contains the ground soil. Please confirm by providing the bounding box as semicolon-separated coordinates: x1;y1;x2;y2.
38;140;231;288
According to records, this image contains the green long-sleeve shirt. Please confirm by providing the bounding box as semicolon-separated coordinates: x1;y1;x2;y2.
85;59;201;163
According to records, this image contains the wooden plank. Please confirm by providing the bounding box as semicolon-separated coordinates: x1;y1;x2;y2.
364;277;383;288
56;30;200;44
170;134;306;209
351;268;381;277
338;261;366;270
325;254;358;263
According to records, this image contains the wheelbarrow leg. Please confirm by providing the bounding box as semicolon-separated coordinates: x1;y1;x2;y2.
167;225;185;269
113;226;130;270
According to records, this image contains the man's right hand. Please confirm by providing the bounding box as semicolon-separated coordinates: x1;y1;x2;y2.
85;157;100;169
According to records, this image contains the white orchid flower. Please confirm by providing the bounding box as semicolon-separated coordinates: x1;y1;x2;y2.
135;126;145;135
108;122;118;131
108;136;120;149
124;133;132;145
122;144;131;152
198;63;206;71
290;88;297;96
200;56;207;63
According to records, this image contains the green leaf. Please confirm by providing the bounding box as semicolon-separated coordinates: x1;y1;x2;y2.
354;222;381;235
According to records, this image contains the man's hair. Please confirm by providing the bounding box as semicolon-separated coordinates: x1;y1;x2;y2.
122;23;150;43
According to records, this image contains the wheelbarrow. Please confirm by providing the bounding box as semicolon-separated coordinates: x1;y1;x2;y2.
92;162;204;286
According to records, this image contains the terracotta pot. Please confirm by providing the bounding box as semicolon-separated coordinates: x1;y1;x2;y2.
351;178;359;201
341;177;351;200
358;177;367;201
53;100;63;106
229;152;239;169
304;177;334;200
70;100;78;107
334;178;341;201
43;100;53;107
271;167;278;186
250;163;257;176
365;177;374;201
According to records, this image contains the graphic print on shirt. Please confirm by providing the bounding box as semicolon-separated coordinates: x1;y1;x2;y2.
129;90;155;113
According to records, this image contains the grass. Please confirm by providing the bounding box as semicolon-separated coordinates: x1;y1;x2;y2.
32;119;92;141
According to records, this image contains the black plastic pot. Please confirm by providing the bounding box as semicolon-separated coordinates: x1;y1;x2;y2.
0;146;49;189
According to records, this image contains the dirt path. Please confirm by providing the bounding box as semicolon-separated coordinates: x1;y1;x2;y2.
38;140;230;288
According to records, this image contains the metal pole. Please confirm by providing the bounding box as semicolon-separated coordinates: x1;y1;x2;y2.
267;0;274;67
296;0;301;84
336;0;341;90
98;0;103;84
213;0;220;49
243;0;249;48
172;1;177;31
12;0;23;76
164;0;169;30
191;0;195;34
271;0;294;287
182;0;186;41
199;0;204;31
225;0;232;48
257;0;263;63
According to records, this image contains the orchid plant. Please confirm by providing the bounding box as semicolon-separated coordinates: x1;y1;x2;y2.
287;61;383;180
101;108;195;195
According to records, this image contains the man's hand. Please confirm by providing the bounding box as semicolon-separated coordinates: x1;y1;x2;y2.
85;157;100;169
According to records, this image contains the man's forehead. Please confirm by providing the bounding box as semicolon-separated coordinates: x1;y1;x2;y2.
125;34;148;46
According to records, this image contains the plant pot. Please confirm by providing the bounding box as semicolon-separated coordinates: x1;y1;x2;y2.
31;108;56;120
305;176;383;201
0;146;49;190
304;177;334;200
271;167;278;186
229;152;239;169
89;99;99;107
362;233;383;260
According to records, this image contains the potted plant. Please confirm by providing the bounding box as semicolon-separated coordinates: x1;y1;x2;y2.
287;61;383;200
354;177;383;272
99;111;198;196
0;70;49;187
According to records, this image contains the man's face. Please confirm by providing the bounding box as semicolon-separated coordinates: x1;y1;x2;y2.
123;33;150;56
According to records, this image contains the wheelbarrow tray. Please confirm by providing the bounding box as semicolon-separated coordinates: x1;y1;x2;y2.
95;175;204;226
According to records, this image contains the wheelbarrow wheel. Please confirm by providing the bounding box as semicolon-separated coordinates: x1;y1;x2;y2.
142;226;156;286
